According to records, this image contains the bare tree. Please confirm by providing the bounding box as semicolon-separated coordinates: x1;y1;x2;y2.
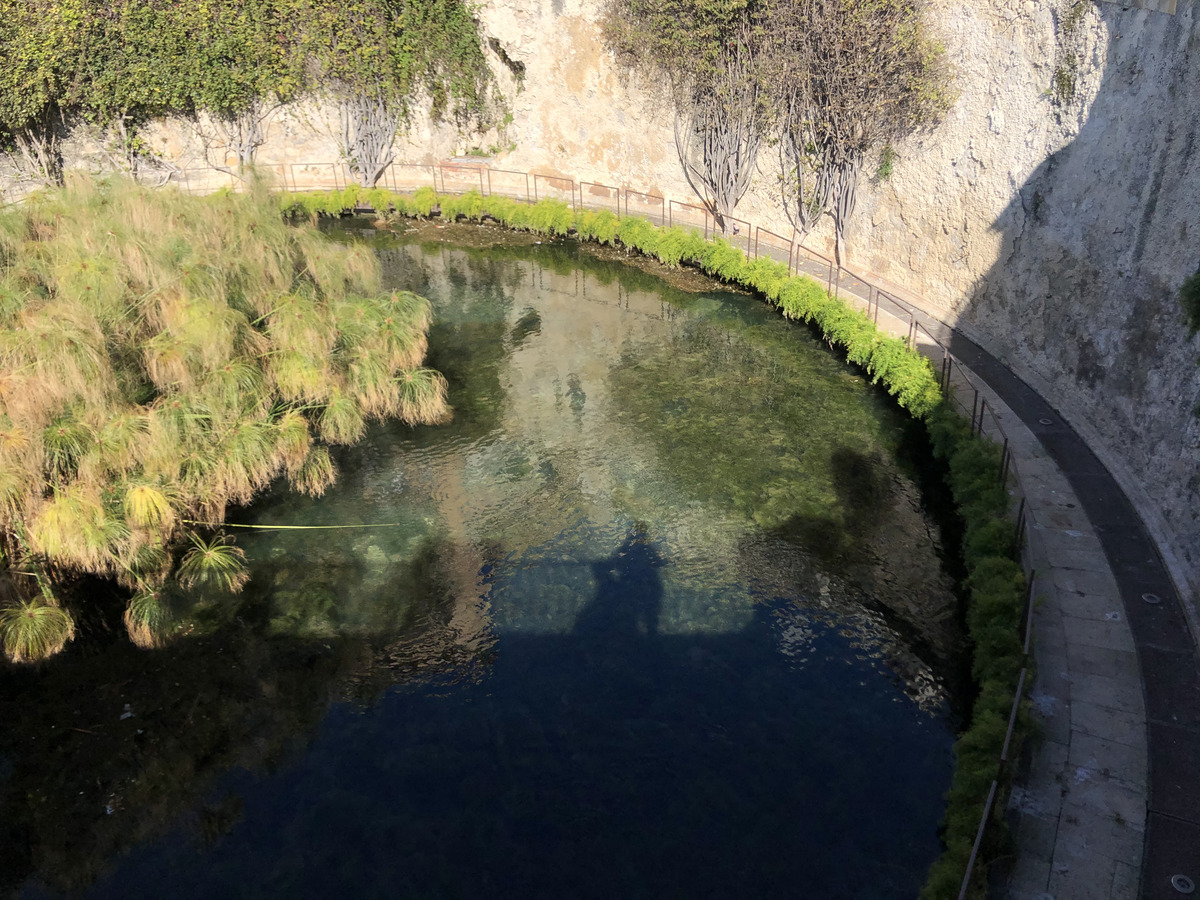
673;19;764;232
193;97;282;180
337;92;403;188
80;113;180;187
774;0;951;264
7;117;63;186
777;89;833;242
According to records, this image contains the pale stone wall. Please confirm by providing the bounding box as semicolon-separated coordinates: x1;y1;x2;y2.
481;0;1200;605
2;0;1197;600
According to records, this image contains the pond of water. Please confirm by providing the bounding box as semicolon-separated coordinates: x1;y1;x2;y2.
3;224;963;899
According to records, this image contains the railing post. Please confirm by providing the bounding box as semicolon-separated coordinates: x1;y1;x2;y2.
970;390;979;434
668;201;673;229
659;196;665;227
958;781;999;900
754;227;760;259
999;437;1011;487
1015;496;1027;549
1023;572;1037;654
485;168;492;196
1000;668;1026;761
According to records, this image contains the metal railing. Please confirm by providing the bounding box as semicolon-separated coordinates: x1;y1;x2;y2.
5;157;1034;892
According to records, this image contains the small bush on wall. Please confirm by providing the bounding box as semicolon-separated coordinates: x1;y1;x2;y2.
1180;269;1200;337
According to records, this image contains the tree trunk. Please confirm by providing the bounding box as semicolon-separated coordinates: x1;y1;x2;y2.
672;21;761;234
338;95;402;188
12;114;63;186
831;154;861;268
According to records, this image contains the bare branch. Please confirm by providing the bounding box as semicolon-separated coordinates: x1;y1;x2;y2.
337;94;403;188
773;0;950;263
672;16;764;232
192;98;282;183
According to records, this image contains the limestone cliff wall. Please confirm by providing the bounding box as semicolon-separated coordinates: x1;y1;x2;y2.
3;0;1197;599
482;0;1200;605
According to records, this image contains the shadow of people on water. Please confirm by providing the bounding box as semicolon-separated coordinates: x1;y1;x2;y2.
572;522;664;641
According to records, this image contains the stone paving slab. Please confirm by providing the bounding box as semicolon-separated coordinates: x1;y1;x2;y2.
1053;567;1125;601
1070;699;1147;748
1061;614;1138;655
891;298;1200;899
1066;731;1148;789
844;291;1158;900
1068;670;1147;717
1065;643;1140;686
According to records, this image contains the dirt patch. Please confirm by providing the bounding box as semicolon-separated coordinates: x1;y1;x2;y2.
377;218;549;249
377;217;741;295
576;242;739;294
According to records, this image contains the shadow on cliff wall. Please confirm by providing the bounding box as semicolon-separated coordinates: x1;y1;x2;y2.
956;1;1200;574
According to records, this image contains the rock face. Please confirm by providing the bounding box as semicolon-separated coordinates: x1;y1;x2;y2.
967;4;1200;610
3;0;1197;599
480;0;1200;604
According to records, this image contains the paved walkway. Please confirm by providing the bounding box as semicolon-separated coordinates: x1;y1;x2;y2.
941;326;1200;900
833;274;1200;900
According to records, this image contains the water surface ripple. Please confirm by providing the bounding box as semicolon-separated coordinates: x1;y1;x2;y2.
9;229;961;900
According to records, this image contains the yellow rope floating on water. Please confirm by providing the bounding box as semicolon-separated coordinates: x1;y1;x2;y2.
183;519;406;531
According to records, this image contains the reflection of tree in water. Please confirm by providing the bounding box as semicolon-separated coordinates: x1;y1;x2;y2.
565;373;587;419
574;524;665;640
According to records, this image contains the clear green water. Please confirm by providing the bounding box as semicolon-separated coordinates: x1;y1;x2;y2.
6;226;961;899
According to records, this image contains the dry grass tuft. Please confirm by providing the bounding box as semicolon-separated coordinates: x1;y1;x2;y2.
0;175;447;660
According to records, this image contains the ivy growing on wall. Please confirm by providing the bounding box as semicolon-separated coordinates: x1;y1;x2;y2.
603;0;954;261
0;0;496;185
0;0;85;181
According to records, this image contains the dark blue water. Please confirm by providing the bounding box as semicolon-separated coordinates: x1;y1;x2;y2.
9;231;956;899
81;613;947;899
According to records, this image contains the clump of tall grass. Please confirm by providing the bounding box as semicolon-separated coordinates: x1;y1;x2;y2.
0;598;76;663
0;175;449;661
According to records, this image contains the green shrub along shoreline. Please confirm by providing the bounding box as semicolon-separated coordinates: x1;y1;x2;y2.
283;185;1029;897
